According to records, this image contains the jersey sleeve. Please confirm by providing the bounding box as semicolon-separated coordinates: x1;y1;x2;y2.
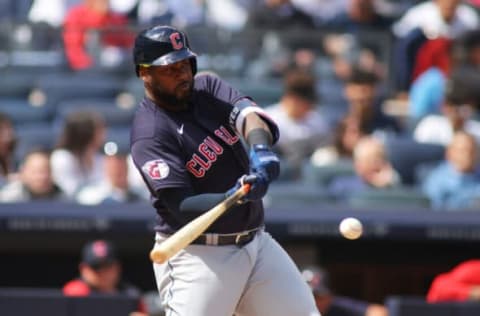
131;135;191;195
194;74;280;144
194;73;247;105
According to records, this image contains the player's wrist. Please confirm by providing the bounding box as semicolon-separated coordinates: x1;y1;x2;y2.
247;128;272;149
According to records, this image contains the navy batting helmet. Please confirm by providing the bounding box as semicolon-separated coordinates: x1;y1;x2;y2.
133;25;197;77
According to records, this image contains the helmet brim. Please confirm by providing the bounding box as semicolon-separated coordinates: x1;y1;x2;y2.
149;48;197;67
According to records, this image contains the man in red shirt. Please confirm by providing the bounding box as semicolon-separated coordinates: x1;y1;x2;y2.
427;260;480;302
63;239;147;315
63;0;133;70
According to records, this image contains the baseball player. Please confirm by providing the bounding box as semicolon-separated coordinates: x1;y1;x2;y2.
130;25;320;316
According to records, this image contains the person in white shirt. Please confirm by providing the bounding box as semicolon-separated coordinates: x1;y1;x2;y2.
393;0;479;39
414;69;480;145
76;142;143;205
51;110;106;197
265;68;331;176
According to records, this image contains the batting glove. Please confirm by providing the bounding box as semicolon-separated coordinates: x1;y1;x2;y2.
249;144;280;183
226;174;268;203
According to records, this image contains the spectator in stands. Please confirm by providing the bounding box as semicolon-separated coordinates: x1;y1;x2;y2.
302;266;388;316
422;131;480;210
324;0;394;32
427;259;480;302
328;136;400;201
51;110;106;198
393;0;479;39
29;0;76;27
0;149;67;202
343;67;402;137
62;0;134;70
413;69;480;145
63;239;147;315
265;68;331;177
0;112;17;187
457;29;480;70
76;142;143;205
246;0;315;30
290;0;348;27
310;114;367;167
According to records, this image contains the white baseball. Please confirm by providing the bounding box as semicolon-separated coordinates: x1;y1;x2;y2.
339;217;363;240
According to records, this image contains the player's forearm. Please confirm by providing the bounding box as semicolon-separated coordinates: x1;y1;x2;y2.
159;187;227;214
244;115;273;147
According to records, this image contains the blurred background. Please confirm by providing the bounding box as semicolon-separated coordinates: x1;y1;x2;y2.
1;0;480;315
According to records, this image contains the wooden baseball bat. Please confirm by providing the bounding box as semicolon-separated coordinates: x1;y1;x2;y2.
150;184;251;264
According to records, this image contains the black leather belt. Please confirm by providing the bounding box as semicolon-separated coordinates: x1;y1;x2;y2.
192;229;258;246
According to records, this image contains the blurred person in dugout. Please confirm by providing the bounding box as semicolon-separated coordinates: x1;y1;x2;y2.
63;239;148;316
302;266;388;316
328;136;400;201
0;149;67;202
422;130;480;210
76;141;143;205
51;110;106;198
62;0;134;71
265;67;331;177
427;259;480;302
0;112;17;188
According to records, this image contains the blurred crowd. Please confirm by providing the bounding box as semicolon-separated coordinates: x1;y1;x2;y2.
1;0;480;211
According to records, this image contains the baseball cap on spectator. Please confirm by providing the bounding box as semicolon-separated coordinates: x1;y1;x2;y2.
81;240;118;269
301;266;331;295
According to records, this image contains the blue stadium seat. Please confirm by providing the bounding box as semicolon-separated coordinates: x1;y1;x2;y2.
14;124;57;163
32;73;124;108
106;127;131;152
264;181;331;209
347;187;431;210
55;105;134;129
384;137;445;186
0;72;37;98
301;160;355;188
0;99;52;125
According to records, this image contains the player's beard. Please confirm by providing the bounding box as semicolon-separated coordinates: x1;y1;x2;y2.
150;80;194;111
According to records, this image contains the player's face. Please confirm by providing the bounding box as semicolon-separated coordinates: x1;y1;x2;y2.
143;59;194;110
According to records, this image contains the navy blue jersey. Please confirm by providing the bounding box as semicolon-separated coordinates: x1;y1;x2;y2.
131;74;265;234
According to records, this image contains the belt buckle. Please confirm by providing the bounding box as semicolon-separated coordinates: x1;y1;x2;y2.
235;231;250;245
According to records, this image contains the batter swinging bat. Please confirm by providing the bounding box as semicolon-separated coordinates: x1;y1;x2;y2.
150;183;251;264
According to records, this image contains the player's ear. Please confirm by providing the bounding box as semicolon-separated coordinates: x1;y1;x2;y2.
139;66;151;83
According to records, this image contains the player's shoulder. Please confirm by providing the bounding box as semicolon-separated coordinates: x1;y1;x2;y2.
193;71;231;92
131;98;172;143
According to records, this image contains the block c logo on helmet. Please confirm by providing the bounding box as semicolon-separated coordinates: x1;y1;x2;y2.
170;33;184;50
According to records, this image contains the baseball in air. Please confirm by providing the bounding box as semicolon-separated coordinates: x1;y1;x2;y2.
339;217;363;240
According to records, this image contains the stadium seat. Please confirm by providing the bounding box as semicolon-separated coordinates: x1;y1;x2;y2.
347;187;430;210
14;124;57;163
301;160;355;188
0;71;38;98
55;105;134;129
384;137;445;185
0;99;52;125
32;72;125;108
264;181;331;209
